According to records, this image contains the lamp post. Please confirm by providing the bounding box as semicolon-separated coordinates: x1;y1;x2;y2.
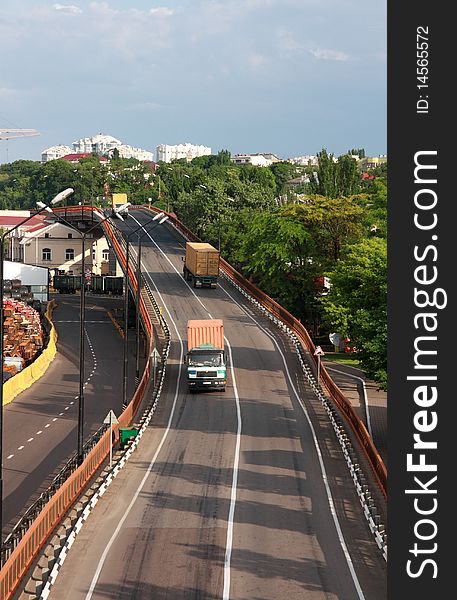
75;208;130;463
41;204;129;464
0;188;74;540
124;213;169;389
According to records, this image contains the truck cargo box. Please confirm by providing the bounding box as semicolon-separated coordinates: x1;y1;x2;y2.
187;319;224;351
185;242;220;277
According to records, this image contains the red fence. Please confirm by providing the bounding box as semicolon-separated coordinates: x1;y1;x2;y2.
0;205;386;598
0;220;154;599
162;208;387;498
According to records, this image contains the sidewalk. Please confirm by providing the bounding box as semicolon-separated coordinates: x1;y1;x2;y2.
323;359;387;468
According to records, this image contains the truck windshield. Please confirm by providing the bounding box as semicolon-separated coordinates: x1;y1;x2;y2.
188;353;223;367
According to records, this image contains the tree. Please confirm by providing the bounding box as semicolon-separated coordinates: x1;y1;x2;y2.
283;195;365;262
320;237;387;387
309;149;362;197
235;208;320;320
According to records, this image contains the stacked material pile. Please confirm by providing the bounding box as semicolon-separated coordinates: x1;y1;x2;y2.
2;298;44;379
3;278;34;303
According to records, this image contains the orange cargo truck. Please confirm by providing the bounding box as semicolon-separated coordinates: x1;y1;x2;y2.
186;319;227;391
182;242;220;288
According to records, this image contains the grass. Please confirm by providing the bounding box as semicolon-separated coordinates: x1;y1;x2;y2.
322;352;361;368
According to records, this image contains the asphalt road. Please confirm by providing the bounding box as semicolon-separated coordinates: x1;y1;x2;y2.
2;293;137;537
47;209;387;600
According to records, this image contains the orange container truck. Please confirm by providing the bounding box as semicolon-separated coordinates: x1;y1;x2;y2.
186;319;227;391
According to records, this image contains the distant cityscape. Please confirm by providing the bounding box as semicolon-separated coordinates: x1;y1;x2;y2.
41;133;387;169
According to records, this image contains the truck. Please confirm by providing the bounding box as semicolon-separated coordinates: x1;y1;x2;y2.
186;319;227;392
112;192;129;216
182;242;220;288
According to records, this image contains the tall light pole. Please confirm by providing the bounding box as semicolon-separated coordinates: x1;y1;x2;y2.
75;207;130;463
124;213;169;389
0;188;74;540
41;204;129;464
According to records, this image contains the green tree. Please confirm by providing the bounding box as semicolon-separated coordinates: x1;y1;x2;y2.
320;237;387;387
283;195;365;262
309;149;362;197
236;208;319;319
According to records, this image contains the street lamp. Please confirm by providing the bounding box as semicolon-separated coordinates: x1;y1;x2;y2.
0;188;74;540
124;213;169;388
40;204;129;464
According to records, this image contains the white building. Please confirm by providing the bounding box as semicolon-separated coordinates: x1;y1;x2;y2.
41;145;74;162
231;153;281;167
106;144;153;161
41;134;153;162
73;134;122;155
0;212;119;278
156;143;212;163
288;155;319;167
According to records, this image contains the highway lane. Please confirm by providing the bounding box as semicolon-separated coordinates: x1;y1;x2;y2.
47;209;387;599
2;294;135;537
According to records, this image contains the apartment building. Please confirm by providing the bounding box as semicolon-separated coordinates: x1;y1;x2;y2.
231;153;281;167
156;143;212;163
1;212;118;277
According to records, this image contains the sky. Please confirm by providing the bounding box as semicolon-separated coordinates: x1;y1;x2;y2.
0;0;386;164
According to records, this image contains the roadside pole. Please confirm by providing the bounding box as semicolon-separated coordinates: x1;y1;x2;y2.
314;345;325;383
104;410;119;468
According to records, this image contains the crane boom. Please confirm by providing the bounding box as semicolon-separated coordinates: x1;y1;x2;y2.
0;128;39;140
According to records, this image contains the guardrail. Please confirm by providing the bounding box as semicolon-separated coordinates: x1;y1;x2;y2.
156;207;386;499
0;219;169;599
0;205;386;596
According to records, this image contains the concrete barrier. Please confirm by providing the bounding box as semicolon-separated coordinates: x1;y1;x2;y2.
3;300;58;406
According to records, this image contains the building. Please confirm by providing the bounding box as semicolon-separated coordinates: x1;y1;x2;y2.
288;155;319;167
156;143;212;163
231;153;281;167
42;133;153;163
106;145;153;161
359;155;387;170
72;134;122;155
0;211;120;278
60;153;109;165
41;145;73;162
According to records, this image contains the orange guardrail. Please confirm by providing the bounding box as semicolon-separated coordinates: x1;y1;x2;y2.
0;223;157;599
156;207;387;499
0;205;385;596
0;429;111;599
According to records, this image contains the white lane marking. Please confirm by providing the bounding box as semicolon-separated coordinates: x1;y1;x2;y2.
220;285;366;600
18;446;24;450
36;431;42;435
85;264;185;600
326;366;373;440
130;218;364;597
53;418;58;422
45;424;50;428
7;454;14;459
223;340;242;600
27;438;34;442
65;407;69;411
130;215;244;598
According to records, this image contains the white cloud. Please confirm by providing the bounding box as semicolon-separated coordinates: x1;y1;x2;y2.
0;85;18;100
127;102;162;111
309;48;349;61
248;53;267;69
52;3;83;14
149;7;175;17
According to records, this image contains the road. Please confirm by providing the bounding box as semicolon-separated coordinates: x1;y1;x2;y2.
47;209;387;599
2;294;136;537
